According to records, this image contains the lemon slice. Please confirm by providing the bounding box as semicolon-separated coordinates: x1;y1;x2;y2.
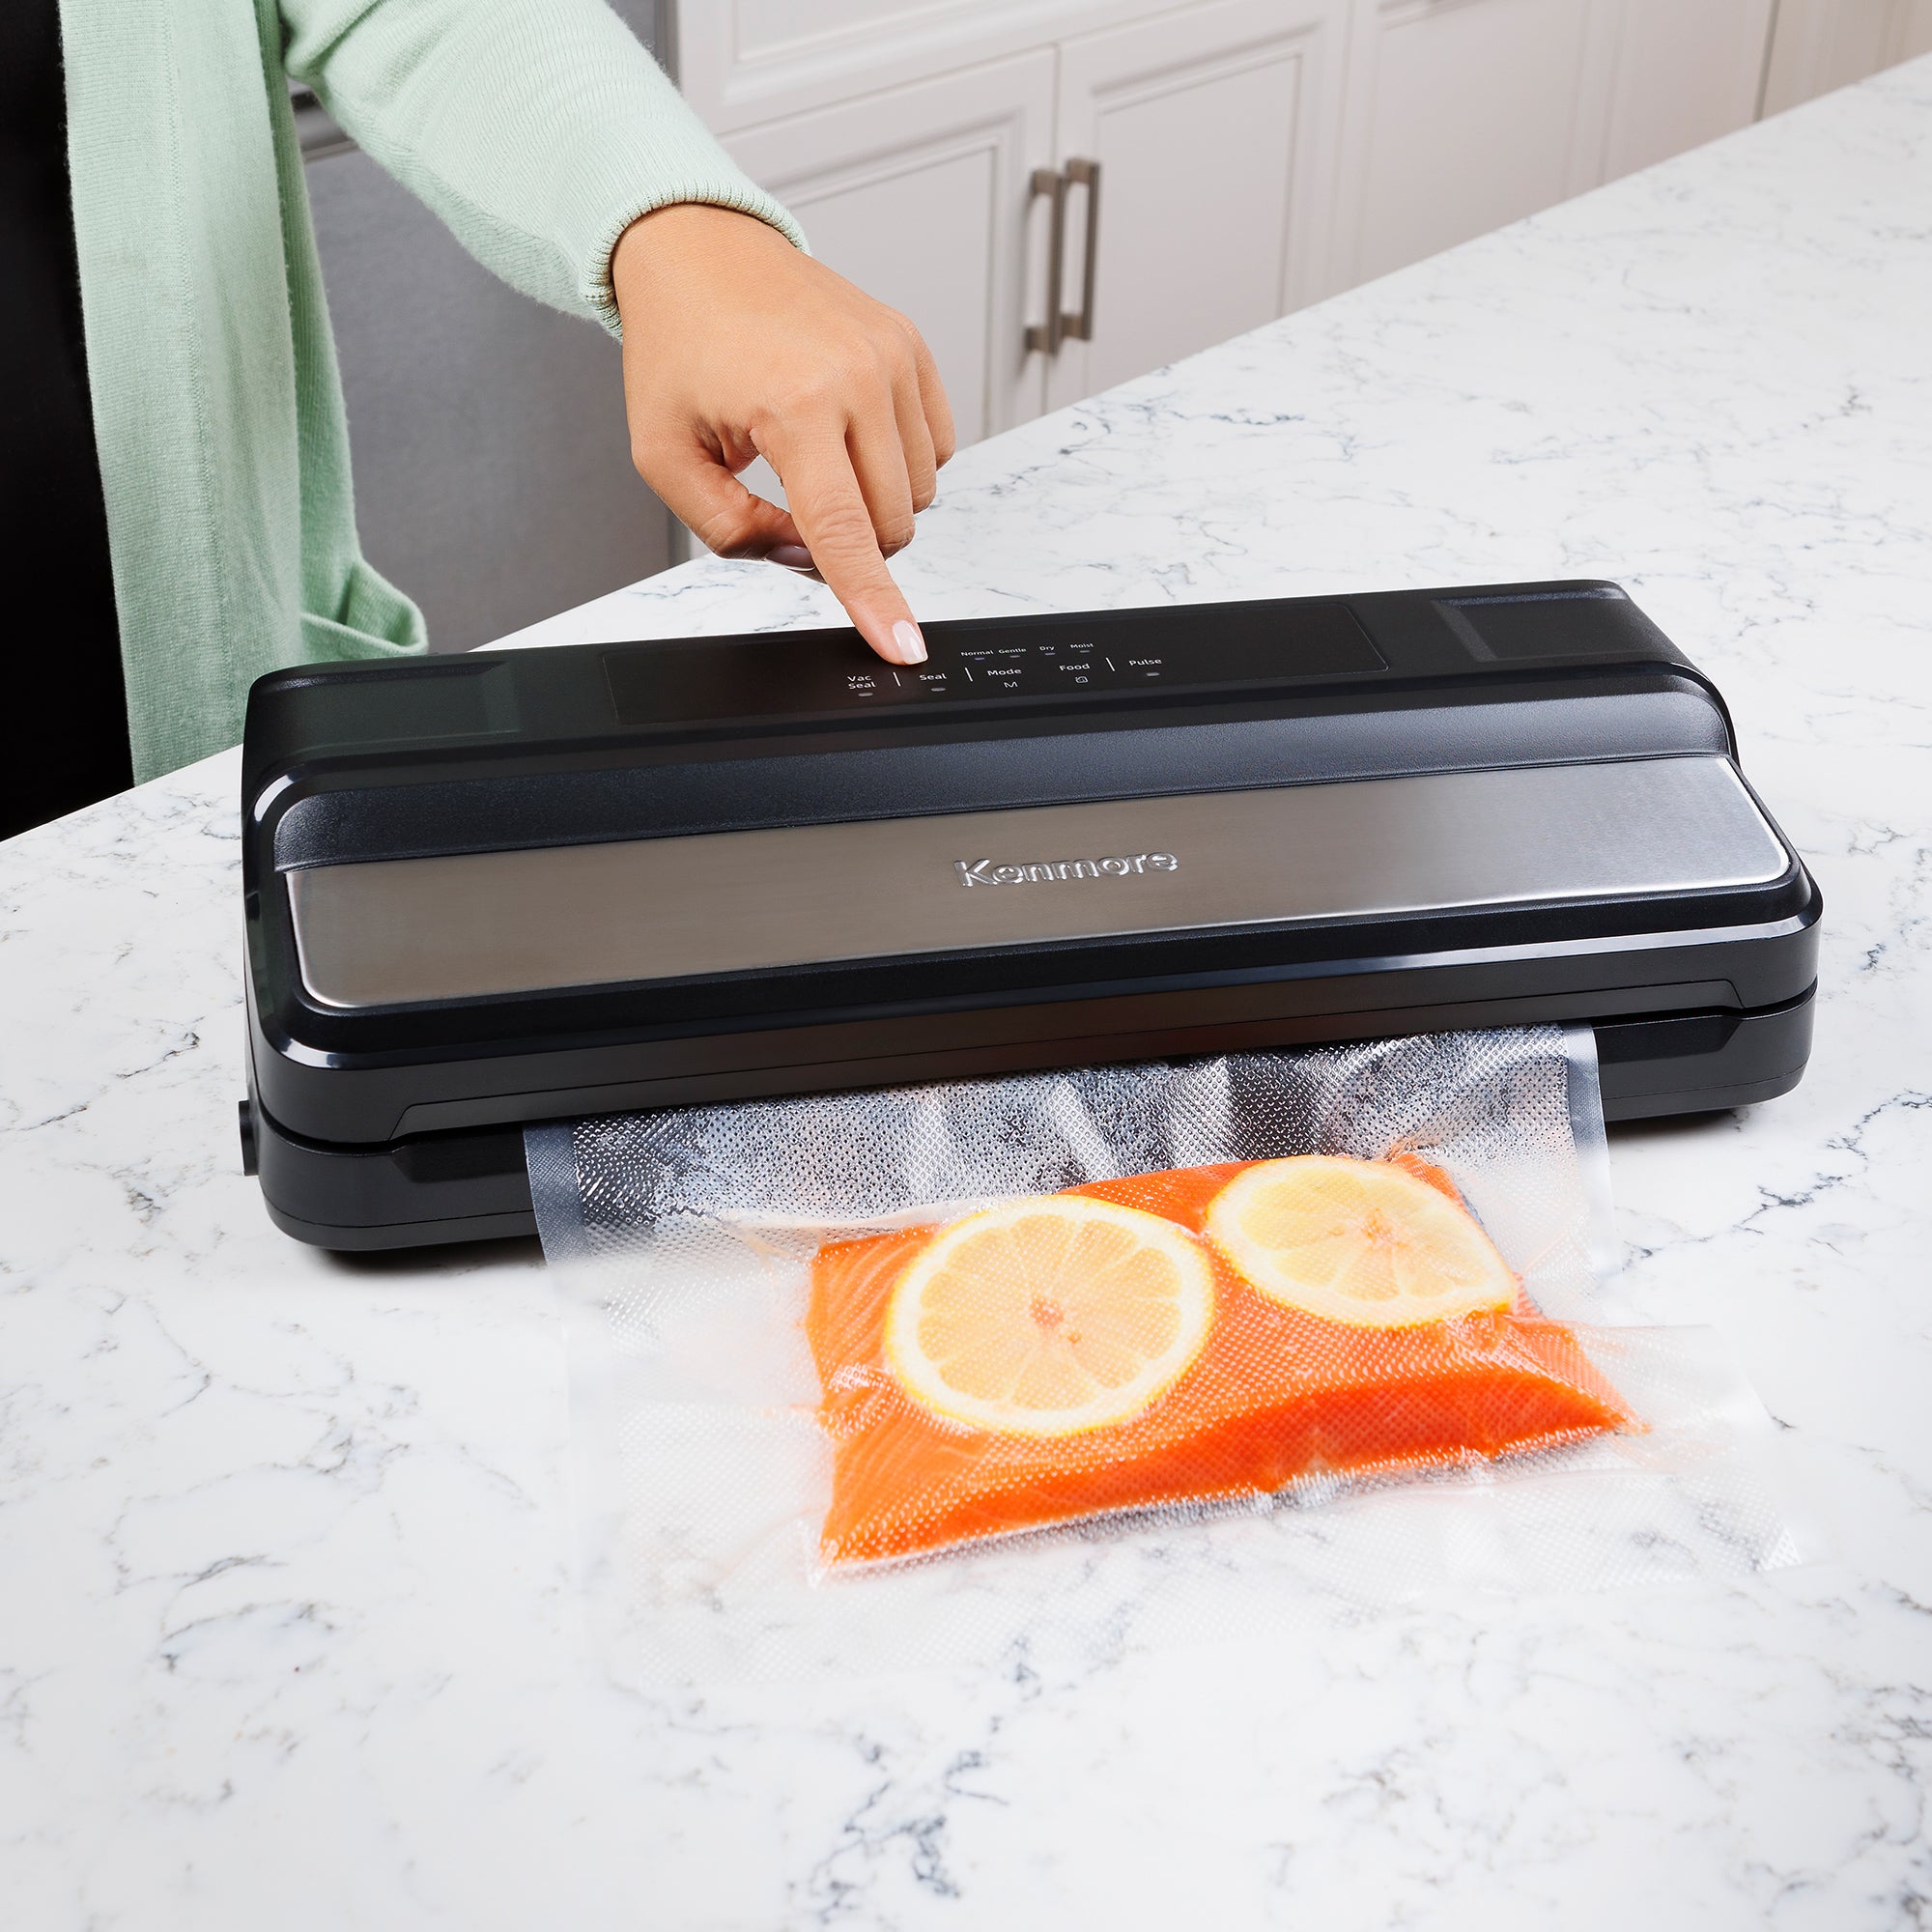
884;1195;1215;1436
1206;1155;1514;1328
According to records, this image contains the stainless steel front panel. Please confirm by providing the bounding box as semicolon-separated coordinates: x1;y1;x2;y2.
286;756;1792;1010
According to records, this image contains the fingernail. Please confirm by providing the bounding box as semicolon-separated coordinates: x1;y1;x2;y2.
893;619;927;665
768;544;814;571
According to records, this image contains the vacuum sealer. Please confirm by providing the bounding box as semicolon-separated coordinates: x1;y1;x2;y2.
238;580;1820;1250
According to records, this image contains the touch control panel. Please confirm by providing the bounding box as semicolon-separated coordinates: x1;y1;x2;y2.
838;638;1202;704
604;600;1386;729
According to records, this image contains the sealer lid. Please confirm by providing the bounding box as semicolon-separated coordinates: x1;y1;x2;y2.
286;755;1789;1011
242;581;1803;1066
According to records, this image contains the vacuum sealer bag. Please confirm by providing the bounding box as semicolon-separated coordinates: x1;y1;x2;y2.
528;1031;1799;1683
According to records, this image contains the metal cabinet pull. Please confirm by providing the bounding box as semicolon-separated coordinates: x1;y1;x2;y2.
1025;166;1068;355
1062;157;1101;344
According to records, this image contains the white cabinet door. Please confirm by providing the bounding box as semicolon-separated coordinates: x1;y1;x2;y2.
1762;0;1932;115
677;0;1182;134
1598;0;1776;182
1329;0;1602;292
1043;0;1343;411
720;52;1057;503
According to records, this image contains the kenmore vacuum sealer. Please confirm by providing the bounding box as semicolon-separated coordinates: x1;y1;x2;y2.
239;581;1819;1250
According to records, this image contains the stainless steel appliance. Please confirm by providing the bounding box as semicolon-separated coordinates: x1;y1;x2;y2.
238;581;1821;1248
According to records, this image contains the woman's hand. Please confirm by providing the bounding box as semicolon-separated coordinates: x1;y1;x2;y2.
611;204;956;666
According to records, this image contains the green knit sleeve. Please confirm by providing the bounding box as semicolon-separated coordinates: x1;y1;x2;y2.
279;0;808;331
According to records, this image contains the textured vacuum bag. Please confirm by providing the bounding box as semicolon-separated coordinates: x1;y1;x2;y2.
528;1030;1801;1685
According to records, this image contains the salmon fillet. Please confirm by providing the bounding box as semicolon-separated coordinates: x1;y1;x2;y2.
806;1159;1633;1566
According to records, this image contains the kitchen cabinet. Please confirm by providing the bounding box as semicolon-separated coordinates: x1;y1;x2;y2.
1043;0;1341;410
1762;0;1932;114
677;0;1184;135
1328;0;1603;291
1598;0;1777;181
1326;0;1776;292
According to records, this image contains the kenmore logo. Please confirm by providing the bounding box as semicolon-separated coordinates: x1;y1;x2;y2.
955;853;1179;887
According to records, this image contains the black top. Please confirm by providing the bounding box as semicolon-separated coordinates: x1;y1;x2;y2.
1;0;130;839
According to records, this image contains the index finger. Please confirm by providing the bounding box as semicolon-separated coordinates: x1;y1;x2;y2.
757;417;926;667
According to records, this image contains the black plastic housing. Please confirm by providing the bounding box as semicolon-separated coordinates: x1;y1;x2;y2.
240;581;1820;1249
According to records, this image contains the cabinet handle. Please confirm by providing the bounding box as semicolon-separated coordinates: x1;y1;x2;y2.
1062;157;1101;344
1025;166;1067;355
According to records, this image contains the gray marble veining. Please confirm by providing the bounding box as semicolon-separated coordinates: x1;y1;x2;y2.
3;58;1931;1930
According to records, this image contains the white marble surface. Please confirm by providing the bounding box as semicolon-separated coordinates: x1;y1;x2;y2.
5;60;1932;1930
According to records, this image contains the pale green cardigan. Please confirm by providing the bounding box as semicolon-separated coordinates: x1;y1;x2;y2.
56;0;805;781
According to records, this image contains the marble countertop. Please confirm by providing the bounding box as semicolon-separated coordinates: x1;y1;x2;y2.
5;58;1931;1931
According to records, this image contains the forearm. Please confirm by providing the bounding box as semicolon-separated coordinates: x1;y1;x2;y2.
279;0;804;326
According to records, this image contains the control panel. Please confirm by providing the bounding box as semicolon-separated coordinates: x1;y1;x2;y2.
603;599;1386;728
